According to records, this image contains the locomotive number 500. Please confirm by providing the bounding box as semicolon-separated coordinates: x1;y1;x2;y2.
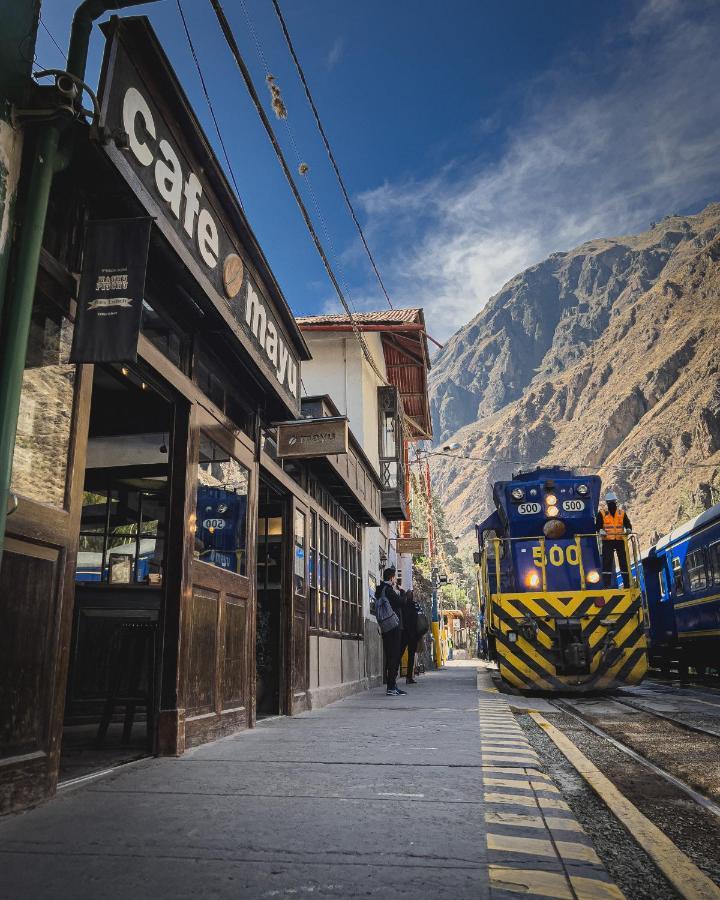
532;544;580;568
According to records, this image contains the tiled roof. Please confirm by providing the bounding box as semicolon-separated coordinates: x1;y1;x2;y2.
296;308;424;326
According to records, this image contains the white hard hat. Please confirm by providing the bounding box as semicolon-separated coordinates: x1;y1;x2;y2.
604;491;618;502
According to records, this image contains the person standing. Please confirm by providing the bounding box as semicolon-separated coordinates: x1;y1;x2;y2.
400;590;421;685
596;491;633;588
375;568;406;696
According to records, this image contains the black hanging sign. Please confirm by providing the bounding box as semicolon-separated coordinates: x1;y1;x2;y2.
70;217;153;363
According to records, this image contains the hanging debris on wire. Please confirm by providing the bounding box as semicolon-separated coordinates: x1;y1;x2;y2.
266;74;287;119
298;162;309;175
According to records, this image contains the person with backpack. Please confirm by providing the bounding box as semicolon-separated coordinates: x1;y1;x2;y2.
400;590;430;685
375;568;406;696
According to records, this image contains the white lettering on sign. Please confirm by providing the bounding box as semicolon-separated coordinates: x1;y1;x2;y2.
517;502;542;515
121;83;297;399
246;284;297;395
123;86;218;269
562;499;585;512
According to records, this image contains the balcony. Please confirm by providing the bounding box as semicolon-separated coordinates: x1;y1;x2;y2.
378;386;408;521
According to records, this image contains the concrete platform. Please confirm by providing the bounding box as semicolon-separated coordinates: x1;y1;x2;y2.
0;662;621;899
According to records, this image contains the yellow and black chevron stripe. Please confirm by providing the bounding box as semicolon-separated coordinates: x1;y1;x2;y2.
489;589;648;693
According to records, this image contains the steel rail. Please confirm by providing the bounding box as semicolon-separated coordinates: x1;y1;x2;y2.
550;697;720;821
614;693;720;739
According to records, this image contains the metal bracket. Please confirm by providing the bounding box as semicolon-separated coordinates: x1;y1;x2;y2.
7;492;18;516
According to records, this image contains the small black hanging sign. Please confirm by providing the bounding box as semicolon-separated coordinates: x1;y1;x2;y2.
70;217;153;363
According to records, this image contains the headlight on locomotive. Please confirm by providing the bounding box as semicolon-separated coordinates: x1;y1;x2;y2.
511;488;525;501
576;484;589;495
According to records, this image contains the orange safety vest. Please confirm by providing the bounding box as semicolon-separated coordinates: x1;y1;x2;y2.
601;508;627;541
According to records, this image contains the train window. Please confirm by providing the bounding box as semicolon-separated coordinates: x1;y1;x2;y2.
707;542;720;585
658;567;670;601
686;548;708;592
671;556;684;594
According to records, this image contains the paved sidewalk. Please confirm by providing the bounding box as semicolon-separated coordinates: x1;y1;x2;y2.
0;663;620;899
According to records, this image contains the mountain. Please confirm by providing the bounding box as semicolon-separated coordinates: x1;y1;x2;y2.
429;203;720;547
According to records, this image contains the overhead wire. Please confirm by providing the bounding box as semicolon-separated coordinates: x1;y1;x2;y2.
270;0;394;310
39;14;67;63
206;0;389;389
236;0;358;323
176;0;245;209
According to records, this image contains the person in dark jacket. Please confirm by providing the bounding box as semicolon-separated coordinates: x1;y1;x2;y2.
400;590;420;684
376;567;406;696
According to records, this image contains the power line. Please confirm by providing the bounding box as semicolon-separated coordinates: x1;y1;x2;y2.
176;0;245;209
207;0;388;387
424;449;720;474
39;15;67;63
271;0;394;310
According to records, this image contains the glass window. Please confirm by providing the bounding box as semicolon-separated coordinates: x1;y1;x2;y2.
294;510;306;594
707;542;720;585
76;479;167;584
10;295;75;508
196;434;250;576
672;556;684;594
381;411;396;458
141;300;189;374
686;548;707;592
658;566;670;602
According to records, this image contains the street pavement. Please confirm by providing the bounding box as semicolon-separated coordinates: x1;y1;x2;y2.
0;662;618;898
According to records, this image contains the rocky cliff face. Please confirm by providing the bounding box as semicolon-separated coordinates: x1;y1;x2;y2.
429;203;720;546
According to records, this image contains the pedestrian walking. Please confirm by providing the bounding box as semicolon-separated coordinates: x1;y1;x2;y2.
375;568;406;696
399;590;428;684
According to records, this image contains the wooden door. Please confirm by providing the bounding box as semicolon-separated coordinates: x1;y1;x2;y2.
289;500;309;713
181;409;258;747
0;278;93;812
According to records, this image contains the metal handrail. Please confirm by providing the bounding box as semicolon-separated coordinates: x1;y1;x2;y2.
482;531;642;593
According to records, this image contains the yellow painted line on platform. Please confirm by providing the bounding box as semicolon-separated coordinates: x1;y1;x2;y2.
555;840;602;864
489;865;573;899
530;712;720;900
487;832;556;858
485;791;537;807
545;816;584;833
485;810;545;828
483;777;532;790
538;797;572;811
570;875;625;899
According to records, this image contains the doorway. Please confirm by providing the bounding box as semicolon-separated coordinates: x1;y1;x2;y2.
60;365;174;782
256;479;288;718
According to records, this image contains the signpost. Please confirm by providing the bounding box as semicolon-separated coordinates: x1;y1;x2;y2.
276;417;349;459
396;537;426;556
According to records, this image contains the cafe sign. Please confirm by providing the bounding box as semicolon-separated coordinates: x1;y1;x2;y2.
276;417;349;459
98;19;301;412
396;538;427;556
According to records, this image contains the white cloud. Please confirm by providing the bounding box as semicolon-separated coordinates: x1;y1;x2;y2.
326;37;343;70
357;0;720;342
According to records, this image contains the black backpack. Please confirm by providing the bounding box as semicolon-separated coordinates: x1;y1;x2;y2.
414;602;429;636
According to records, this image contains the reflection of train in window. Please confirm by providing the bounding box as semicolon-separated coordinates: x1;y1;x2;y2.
196;486;248;575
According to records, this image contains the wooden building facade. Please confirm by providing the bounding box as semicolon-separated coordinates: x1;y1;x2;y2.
0;16;381;814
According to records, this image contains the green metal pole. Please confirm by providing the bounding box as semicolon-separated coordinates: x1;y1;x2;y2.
0;0;159;566
0;124;62;559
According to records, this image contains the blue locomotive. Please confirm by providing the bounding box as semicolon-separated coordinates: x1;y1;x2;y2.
640;501;720;676
476;466;649;691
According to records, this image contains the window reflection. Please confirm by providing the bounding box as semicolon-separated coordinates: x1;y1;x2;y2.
294;510;306;594
196;435;250;576
11;295;75;508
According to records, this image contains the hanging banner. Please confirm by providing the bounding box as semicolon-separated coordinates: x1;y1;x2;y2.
70;217;152;363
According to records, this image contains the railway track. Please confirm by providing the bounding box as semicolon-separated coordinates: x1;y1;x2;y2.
550;696;720;820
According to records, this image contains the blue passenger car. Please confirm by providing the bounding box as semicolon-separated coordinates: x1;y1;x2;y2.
640;502;720;674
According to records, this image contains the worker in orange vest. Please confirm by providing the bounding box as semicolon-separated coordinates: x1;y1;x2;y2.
595;491;633;588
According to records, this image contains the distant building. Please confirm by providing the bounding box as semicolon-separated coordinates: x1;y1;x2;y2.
297;310;433;691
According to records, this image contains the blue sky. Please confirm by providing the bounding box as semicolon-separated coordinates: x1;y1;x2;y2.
36;0;720;343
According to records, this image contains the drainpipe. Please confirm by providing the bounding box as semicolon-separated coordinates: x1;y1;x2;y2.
0;0;157;565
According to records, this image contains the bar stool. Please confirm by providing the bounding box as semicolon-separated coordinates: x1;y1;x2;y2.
96;621;157;748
